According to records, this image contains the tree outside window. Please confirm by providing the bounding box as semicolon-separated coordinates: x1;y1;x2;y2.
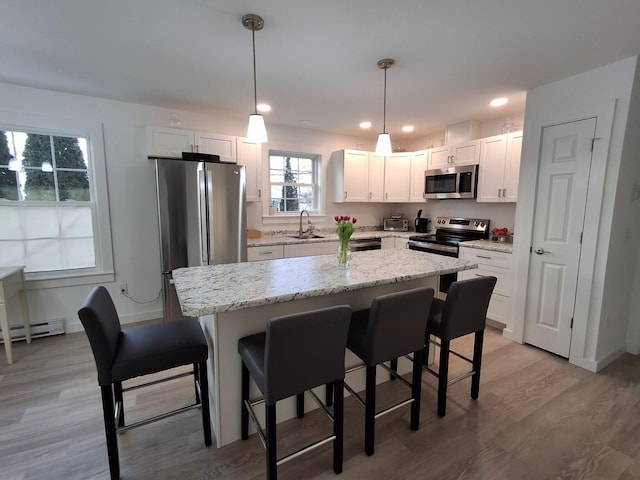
269;152;318;213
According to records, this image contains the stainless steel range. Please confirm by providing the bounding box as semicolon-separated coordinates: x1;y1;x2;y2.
408;216;490;293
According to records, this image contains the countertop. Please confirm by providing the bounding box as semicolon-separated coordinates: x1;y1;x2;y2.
172;249;477;317
460;239;513;254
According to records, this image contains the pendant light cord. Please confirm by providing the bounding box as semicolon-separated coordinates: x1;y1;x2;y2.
252;28;258;115
382;65;387;134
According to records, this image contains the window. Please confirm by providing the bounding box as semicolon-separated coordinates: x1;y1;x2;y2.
0;115;113;284
269;151;319;213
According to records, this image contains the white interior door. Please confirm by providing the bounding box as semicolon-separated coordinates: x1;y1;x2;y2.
524;118;596;357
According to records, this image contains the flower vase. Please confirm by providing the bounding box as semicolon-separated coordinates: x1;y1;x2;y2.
337;236;351;267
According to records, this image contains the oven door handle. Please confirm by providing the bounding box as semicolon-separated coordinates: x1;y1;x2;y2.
407;240;459;254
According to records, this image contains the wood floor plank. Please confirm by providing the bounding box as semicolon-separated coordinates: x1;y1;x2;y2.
2;326;640;479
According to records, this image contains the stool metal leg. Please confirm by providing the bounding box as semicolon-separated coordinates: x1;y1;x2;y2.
410;349;423;430
471;330;484;400
199;360;212;446
389;358;398;381
193;362;201;403
241;361;250;440
333;379;344;474
266;403;277;480
437;339;450;417
296;393;305;419
325;382;334;406
114;382;124;428
364;365;376;456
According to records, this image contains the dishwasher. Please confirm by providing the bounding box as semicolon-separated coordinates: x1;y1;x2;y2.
349;238;382;251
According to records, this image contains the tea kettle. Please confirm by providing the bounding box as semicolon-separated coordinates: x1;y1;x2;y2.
415;209;431;233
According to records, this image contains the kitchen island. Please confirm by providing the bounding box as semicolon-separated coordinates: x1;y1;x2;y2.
173;248;477;447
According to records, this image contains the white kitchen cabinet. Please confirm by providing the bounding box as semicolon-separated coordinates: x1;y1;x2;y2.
333;150;384;202
381;237;395;249
428;140;480;169
459;247;512;326
409;150;428;202
477;131;522;202
247;245;284;261
236;138;262;202
284;241;339;258
395;237;409;250
383;152;411;202
146;127;236;162
194;132;236;163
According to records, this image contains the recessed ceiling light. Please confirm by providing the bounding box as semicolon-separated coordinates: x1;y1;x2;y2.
298;119;312;125
402;125;414;133
359;121;372;129
257;103;271;112
490;97;508;107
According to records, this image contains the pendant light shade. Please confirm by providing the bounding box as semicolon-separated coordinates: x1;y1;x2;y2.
247;113;268;143
375;59;395;156
243;14;268;144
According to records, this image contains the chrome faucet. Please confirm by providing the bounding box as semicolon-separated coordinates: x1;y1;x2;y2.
299;210;313;237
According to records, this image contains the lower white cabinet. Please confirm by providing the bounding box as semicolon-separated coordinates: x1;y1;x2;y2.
395;237;409;250
381;237;395;249
247;245;284;261
284;241;339;258
458;246;512;326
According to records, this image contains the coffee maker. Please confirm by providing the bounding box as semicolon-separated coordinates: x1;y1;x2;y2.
415;209;430;233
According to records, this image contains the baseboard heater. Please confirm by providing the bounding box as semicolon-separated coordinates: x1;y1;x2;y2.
0;318;65;344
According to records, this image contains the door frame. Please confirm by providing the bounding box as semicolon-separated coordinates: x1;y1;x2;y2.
508;100;616;371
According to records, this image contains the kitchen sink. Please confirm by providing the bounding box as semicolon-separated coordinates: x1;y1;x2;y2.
287;234;325;240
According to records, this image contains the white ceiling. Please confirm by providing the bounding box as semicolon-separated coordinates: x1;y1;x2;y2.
2;0;639;141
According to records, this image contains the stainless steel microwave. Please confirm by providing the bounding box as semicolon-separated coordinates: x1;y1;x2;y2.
424;164;479;199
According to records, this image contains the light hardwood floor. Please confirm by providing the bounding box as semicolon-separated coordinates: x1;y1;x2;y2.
1;325;639;480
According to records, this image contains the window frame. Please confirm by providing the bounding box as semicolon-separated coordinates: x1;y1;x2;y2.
267;149;321;215
0;112;114;287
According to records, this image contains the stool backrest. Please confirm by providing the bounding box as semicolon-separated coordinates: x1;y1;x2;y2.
441;276;497;340
264;305;352;405
78;286;122;386
366;287;434;365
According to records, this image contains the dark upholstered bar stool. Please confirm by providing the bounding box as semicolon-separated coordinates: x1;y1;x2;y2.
341;287;434;456
78;286;211;480
424;276;497;417
238;305;351;480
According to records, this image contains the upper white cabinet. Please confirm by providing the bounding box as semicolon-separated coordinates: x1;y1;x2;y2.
383;152;411;202
428;140;480;169
236;138;262;202
409;150;428;202
477;131;522;202
146;126;236;163
333;150;383;202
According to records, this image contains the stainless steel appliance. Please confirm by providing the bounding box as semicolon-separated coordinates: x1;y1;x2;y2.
424;164;479;199
154;154;247;321
408;216;489;293
383;217;408;231
350;238;382;251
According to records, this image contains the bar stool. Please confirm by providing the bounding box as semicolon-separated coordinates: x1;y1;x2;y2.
238;305;351;480
423;276;497;417
78;286;211;480
341;287;434;456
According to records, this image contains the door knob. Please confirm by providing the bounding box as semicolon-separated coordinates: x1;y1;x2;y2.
534;248;549;255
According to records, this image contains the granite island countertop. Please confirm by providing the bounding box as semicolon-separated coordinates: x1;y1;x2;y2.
460;239;513;254
172;248;476;317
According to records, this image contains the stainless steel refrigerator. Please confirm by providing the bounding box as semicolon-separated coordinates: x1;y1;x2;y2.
154;157;247;321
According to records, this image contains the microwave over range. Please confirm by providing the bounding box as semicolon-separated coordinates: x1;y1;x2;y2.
424;164;478;200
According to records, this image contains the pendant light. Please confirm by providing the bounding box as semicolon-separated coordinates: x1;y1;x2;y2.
375;58;395;156
242;14;268;144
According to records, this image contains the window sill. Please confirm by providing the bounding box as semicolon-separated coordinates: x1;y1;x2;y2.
26;270;115;290
262;213;327;226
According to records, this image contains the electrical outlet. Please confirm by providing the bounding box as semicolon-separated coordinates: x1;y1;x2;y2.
119;283;128;295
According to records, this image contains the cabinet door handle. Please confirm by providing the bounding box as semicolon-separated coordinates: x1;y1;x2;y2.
369;192;372;199
259;251;274;255
450;155;455;163
498;188;502;197
344;192;348;200
503;188;507;197
476;255;492;259
258;189;261;198
194;144;199;153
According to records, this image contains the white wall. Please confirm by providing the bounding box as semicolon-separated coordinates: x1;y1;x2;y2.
510;55;640;371
0;82;524;335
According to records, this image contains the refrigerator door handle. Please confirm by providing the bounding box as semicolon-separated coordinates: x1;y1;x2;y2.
199;167;210;265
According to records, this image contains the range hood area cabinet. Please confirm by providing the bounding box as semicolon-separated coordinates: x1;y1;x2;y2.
332;150;424;203
477;131;522;202
146;127;262;202
427;139;480;169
